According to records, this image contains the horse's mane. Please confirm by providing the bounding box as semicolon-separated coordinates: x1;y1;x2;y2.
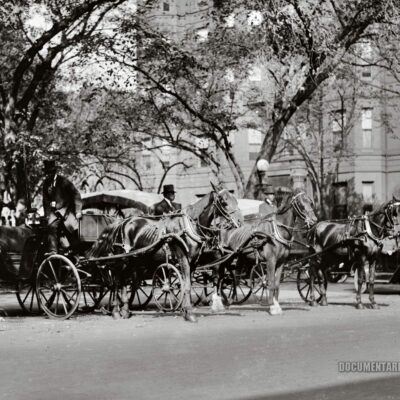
277;192;293;215
185;192;212;219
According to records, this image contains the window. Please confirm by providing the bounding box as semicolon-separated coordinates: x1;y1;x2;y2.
332;109;346;133
142;155;152;171
163;1;170;11
248;128;262;145
249;152;258;161
360;41;372;79
362;108;372;149
362;181;374;203
196;28;208;42
163;160;170;169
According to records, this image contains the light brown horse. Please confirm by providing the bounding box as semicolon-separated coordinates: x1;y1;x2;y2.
220;189;317;314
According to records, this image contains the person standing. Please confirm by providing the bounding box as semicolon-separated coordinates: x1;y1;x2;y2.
152;184;182;215
42;160;82;254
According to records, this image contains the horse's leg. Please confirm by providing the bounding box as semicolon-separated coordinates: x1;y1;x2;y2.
178;248;197;323
111;287;120;319
211;263;225;313
308;260;318;307
119;265;130;319
264;250;279;315
369;256;378;309
271;262;283;315
355;252;366;310
317;265;328;306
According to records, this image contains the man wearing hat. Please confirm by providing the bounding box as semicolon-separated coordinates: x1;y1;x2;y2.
42;160;83;254
152;184;182;216
259;183;277;218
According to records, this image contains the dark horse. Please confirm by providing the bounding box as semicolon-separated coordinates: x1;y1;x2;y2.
220;189;317;315
307;200;400;309
87;185;242;321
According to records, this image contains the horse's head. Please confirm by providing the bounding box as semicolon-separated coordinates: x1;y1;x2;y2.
210;182;243;228
290;189;318;228
383;200;400;232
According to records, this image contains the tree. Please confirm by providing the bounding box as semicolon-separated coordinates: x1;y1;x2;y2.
205;0;400;197
0;0;136;205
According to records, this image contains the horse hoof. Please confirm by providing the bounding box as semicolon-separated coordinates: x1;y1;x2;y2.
269;306;283;316
183;312;198;323
309;301;318;307
320;299;328;306
112;310;121;319
356;303;364;310
120;308;130;319
371;303;379;310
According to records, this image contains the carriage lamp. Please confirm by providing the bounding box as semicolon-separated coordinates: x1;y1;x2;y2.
256;158;269;185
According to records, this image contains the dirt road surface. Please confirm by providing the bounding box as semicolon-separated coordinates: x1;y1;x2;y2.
0;281;400;400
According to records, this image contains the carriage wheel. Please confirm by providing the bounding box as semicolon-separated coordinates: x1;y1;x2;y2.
129;277;153;310
16;279;42;315
80;282;105;312
191;270;213;306
297;267;327;304
221;268;252;305
152;263;184;312
353;269;368;294
250;263;269;305
36;255;81;320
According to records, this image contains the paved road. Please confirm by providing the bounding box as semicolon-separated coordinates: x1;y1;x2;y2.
0;281;400;400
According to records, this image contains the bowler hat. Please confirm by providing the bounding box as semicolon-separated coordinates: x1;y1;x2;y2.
262;184;275;195
163;184;176;194
43;160;57;173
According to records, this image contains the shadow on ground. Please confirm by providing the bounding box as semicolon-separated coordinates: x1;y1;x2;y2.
238;375;400;400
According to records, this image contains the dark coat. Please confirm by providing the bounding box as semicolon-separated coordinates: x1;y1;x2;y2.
152;198;182;216
43;174;82;218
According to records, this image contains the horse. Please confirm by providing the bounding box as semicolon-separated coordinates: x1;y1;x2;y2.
219;189;317;315
86;184;242;321
307;200;400;309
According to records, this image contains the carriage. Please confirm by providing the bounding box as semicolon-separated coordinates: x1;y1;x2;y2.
13;190;189;320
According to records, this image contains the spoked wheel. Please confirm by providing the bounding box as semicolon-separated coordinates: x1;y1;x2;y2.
129;276;153;310
36;255;81;320
297;267;327;304
152;263;184;312
80;283;105;312
16;279;42;315
221;268;252;305
191;270;213;306
250;263;269;305
353;269;368;294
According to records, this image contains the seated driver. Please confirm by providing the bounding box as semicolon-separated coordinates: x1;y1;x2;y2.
42;160;82;255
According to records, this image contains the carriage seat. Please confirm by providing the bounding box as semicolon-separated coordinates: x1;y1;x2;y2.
79;213;116;242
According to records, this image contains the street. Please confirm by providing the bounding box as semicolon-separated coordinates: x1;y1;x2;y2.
0;280;400;400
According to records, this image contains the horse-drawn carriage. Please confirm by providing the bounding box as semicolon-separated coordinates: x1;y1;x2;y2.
4;185;399;321
5;190;189;320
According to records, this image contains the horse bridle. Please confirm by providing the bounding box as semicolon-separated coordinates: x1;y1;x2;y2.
290;191;314;228
385;201;400;228
211;189;240;229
